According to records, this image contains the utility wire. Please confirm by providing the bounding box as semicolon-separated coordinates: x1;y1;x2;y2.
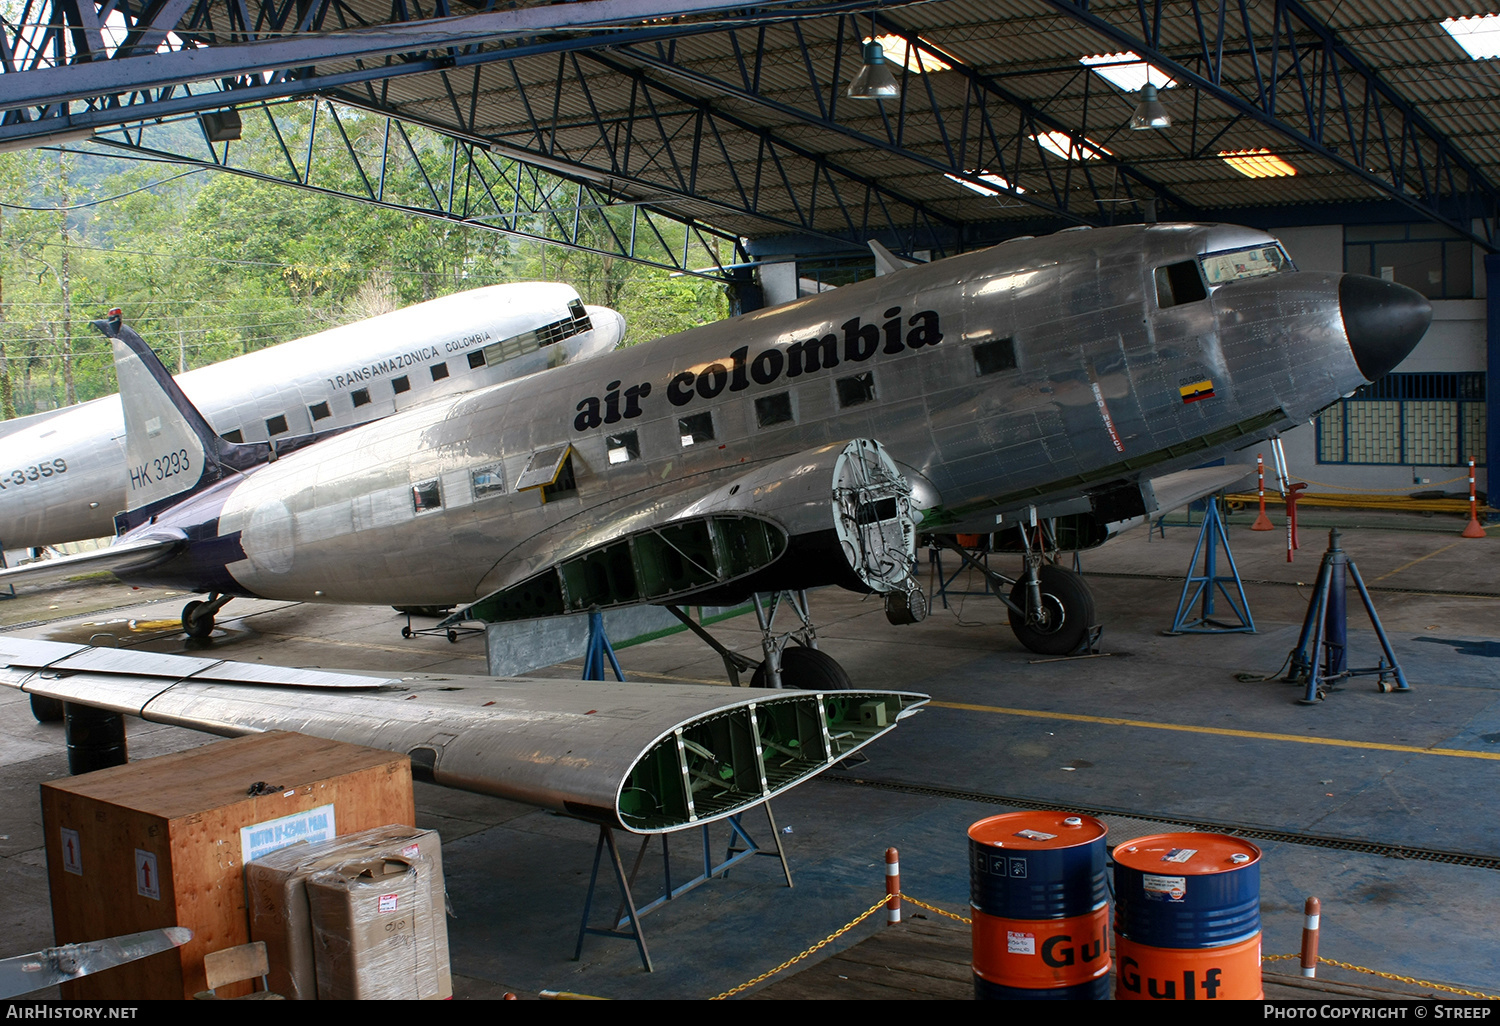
0;169;206;211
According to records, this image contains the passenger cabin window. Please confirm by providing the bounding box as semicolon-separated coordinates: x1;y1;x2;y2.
1155;261;1208;308
471;463;506;498
607;431;640;465
392;375;411;395
222;429;244;444
352;388;372;408
431;362;450;381
1200;244;1291;286
265;414;289;436
756;392;794;428
836;372;876;408
412;480;442;513
679;412;715;447
467;351;486;370
973;337;1017;375
309;401;331;422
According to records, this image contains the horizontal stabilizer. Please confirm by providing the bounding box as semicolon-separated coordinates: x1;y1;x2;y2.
0;535;183;590
0;640;928;834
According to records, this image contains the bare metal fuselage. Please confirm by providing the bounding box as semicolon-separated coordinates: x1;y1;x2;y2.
118;224;1391;607
0;284;624;549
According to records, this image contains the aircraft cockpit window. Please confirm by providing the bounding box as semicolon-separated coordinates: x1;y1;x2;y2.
836;372;877;408
411;480;442;513
1199;244;1291;286
1155;261;1208;308
607;431;640;465
679;412;715;447
756;392;794;428
471;463;506;498
431;362;450;382
973;337;1017;375
392;375;411;395
352;388;372;408
265;414;289;436
309;402;331;422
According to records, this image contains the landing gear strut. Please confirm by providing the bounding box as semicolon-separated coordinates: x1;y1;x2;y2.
181;593;232;639
666;590;854;690
932;521;1099;656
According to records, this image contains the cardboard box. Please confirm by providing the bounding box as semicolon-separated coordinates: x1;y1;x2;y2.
306;856;447;1000
247;824;450;999
42;731;415;999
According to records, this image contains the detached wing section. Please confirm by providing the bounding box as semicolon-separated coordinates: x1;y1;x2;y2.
0;639;927;835
1146;464;1255;516
0;534;184;590
457;438;918;624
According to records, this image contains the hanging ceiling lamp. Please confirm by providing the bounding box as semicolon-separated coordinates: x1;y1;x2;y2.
1130;83;1171;130
848;13;900;100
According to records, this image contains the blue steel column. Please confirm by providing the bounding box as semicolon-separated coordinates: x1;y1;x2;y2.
1487;253;1500;519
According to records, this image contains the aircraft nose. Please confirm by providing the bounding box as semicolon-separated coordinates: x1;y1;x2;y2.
1339;274;1431;381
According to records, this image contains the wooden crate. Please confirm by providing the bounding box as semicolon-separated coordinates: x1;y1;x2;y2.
41;731;414;1000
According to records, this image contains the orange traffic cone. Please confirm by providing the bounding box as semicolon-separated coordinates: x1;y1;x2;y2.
1462;458;1486;538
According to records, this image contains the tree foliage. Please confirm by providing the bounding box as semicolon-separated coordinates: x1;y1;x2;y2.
0;121;729;418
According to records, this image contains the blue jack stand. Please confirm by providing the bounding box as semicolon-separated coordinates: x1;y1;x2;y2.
1286;528;1410;704
1167;497;1255;634
582;609;626;682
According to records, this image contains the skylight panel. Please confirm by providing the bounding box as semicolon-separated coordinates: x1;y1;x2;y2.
944;170;1025;195
1079;52;1175;91
1034;131;1111;161
866;34;952;73
1440;14;1500;59
1218;148;1298;179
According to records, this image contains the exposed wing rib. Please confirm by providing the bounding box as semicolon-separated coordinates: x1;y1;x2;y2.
0;639;927;834
0;534;184;589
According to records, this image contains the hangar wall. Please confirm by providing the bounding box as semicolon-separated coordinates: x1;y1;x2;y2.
1245;225;1490;496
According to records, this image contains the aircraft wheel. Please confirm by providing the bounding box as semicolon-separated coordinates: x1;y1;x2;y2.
1007;565;1096;656
30;694;64;723
181;600;214;639
750;646;854;690
401;626;413;639
446;630;459;644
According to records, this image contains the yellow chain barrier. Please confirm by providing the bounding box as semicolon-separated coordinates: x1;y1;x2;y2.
1263;953;1500;1000
710;895;892;1000
713;892;1499;1001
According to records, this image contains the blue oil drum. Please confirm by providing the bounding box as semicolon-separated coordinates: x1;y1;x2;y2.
1112;832;1264;1001
968;811;1110;999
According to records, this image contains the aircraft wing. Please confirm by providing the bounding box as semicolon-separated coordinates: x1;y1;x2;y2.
458;438;916;625
1146;464;1256;516
0;533;185;589
0;638;927;835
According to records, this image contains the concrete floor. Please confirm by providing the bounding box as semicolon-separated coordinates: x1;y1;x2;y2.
2;510;1498;999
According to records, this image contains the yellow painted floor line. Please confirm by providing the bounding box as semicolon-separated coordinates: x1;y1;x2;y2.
1372;539;1466;583
930;701;1500;761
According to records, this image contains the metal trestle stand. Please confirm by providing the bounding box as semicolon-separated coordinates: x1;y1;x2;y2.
1285;528;1410;704
1167;497;1255;634
574;804;794;972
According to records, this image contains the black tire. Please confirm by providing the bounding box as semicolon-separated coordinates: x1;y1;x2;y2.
401;626;413;639
750;646;854;690
30;694;64;723
1007;565;1096;656
181;600;214;639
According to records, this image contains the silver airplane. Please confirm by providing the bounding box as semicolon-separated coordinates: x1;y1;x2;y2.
0;223;1430;683
0;283;626;550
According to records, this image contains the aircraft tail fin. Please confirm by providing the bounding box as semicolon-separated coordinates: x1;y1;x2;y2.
94;311;254;524
868;240;918;276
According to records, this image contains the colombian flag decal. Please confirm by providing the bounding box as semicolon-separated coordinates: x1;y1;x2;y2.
1179;379;1215;403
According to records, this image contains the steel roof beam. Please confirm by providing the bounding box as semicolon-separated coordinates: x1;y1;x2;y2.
0;0;817;110
1039;0;1500;248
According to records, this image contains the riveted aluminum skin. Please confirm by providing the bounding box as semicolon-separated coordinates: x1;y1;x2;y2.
0;283;625;548
0;638;927;834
